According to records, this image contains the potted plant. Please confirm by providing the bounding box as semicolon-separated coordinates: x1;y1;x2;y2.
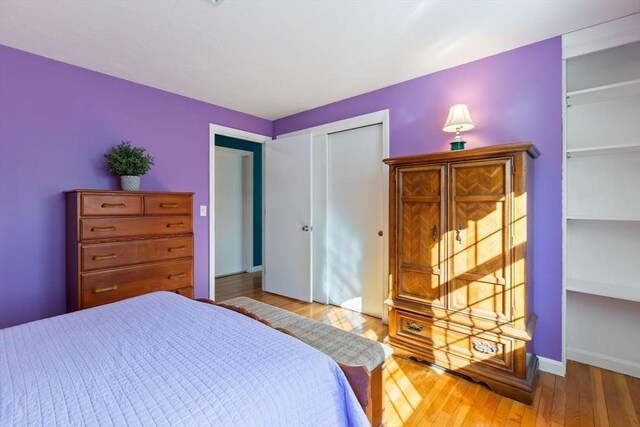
104;141;155;191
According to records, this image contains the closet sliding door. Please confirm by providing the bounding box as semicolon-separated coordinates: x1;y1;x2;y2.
326;125;384;318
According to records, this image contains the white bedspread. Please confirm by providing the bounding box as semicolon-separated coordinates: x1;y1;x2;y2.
0;292;369;426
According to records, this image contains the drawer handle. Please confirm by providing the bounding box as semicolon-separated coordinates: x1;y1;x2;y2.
101;203;126;208
160;203;179;208
471;340;499;354
91;226;116;232
93;285;118;294
456;226;463;244
168;246;186;252
166;222;185;228
405;321;424;333
432;225;438;242
92;253;117;261
168;273;186;280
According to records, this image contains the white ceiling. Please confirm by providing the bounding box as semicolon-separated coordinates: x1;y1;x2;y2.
1;1;638;120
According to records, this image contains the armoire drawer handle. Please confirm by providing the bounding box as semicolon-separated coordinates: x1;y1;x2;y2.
160;203;179;208
91;226;116;232
405;321;424;333
456;226;463;244
92;253;117;260
471;340;499;354
431;225;438;242
168;246;186;252
101;203;126;208
166;222;185;228
168;273;186;280
93;285;118;294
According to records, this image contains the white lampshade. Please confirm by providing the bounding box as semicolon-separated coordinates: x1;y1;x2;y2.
442;104;475;133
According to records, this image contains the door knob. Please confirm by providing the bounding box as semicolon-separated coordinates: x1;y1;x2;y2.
302;225;312;232
378;230;383;236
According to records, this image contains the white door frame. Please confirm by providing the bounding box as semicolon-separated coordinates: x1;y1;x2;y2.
209;124;270;300
278;109;391;323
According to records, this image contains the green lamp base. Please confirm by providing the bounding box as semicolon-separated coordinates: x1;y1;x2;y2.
450;140;466;151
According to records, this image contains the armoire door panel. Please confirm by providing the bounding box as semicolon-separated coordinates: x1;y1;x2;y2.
401;202;441;266
449;159;512;322
397;165;446;308
399;270;442;304
453;163;507;196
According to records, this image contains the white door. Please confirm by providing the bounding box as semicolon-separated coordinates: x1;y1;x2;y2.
327;124;384;317
264;134;313;302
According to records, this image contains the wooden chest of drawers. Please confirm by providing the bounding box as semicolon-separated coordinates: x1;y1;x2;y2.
66;190;194;311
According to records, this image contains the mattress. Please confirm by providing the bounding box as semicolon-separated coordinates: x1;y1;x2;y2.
0;292;369;426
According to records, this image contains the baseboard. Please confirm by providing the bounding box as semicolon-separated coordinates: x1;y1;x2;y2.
567;347;640;378
249;265;263;273
537;356;566;376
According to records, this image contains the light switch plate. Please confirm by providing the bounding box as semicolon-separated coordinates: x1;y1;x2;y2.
200;205;207;217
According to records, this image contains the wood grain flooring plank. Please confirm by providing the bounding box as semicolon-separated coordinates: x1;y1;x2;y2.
535;372;555;426
564;361;581;427
504;401;526;427
405;375;459;426
571;362;594;427
613;372;640;427
445;381;482;427
550;373;566;426
602;368;638;427
490;397;513;427
587;364;606;427
460;384;492;427
626;375;640;420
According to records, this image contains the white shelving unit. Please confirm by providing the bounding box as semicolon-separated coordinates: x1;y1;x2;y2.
563;14;640;378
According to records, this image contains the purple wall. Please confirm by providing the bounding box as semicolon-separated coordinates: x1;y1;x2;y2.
0;45;271;329
1;38;563;362
274;38;563;361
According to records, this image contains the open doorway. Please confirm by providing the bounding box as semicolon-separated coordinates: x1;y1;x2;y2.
214;146;253;277
209;125;269;300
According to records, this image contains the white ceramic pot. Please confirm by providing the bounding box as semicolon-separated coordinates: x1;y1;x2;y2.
120;175;140;191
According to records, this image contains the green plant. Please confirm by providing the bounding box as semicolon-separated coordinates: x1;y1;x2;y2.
104;141;155;176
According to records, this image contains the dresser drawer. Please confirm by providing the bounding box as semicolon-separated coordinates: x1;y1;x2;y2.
81;194;142;216
81;236;193;271
144;194;192;215
81;260;193;308
80;216;192;240
395;309;515;373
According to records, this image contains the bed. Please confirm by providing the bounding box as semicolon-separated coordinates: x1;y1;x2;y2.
0;292;369;426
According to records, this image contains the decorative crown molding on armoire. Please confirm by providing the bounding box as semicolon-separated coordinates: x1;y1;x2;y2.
383;142;540;403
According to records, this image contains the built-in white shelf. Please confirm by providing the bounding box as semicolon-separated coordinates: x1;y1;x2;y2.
566;150;640;220
567;79;640;106
567;278;640;303
563;16;640;378
566;143;640;157
566;215;640;222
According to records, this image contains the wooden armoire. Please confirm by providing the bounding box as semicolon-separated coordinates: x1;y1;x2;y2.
383;142;540;403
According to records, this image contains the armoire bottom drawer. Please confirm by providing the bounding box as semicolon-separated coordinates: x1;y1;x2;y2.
81;260;193;308
394;309;515;373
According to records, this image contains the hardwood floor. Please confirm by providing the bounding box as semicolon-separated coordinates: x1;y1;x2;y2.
216;272;640;427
